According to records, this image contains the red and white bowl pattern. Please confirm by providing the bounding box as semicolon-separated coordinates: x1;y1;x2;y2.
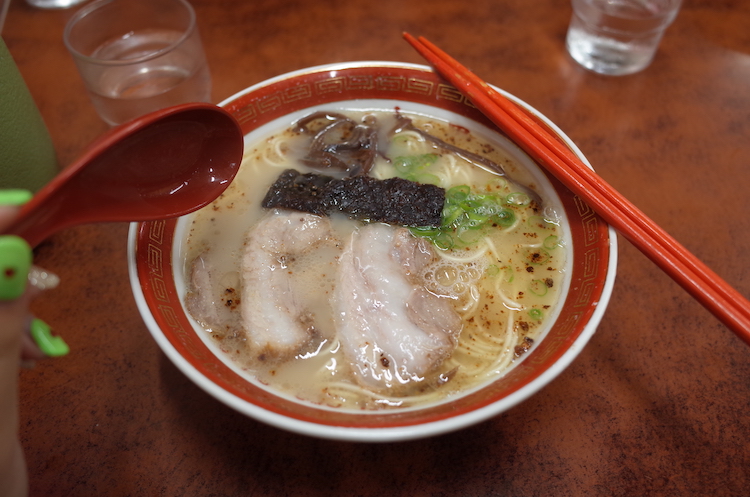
128;62;617;442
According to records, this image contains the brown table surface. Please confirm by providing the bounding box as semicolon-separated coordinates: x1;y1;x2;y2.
4;0;750;495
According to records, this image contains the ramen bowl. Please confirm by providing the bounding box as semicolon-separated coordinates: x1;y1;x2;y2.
128;61;617;442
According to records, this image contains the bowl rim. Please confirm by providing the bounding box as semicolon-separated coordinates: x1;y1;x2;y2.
128;60;618;442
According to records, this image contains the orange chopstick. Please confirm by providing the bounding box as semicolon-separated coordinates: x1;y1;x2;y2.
409;34;750;321
403;33;750;344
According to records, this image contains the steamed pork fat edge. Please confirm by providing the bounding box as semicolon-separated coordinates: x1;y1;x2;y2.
183;109;568;410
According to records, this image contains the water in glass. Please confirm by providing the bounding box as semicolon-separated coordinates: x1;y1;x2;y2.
566;0;681;76
87;29;211;125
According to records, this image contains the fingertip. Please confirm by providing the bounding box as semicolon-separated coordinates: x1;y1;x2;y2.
0;236;33;301
30;318;69;357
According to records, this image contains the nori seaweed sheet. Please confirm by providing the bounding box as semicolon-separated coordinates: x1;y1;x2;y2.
260;169;335;216
261;169;444;227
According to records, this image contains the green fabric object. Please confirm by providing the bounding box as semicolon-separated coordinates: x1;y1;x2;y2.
0;36;58;192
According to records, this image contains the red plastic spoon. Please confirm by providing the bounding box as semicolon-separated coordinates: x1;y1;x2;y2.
4;103;244;247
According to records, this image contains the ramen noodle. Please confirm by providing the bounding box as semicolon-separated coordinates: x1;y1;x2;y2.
182;109;567;410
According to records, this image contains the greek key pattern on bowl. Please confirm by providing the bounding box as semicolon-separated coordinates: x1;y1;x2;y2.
232;74;473;127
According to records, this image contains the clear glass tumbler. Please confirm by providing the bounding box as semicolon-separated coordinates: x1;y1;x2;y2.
566;0;682;76
25;0;89;9
1;0;9;32
64;0;212;126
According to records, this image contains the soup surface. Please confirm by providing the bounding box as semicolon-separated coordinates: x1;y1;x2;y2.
181;108;568;410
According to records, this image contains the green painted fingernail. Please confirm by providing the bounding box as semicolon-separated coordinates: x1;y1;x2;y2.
0;189;33;206
30;318;69;357
0;235;33;300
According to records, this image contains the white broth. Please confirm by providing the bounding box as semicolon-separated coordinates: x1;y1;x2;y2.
181;108;568;410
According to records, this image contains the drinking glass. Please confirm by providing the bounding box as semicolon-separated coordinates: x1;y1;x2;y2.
566;0;682;76
25;0;89;9
63;0;211;126
1;0;9;33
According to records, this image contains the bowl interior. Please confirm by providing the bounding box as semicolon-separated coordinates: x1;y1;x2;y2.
128;62;616;442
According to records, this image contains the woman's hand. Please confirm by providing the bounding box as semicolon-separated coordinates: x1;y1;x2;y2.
0;189;63;497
